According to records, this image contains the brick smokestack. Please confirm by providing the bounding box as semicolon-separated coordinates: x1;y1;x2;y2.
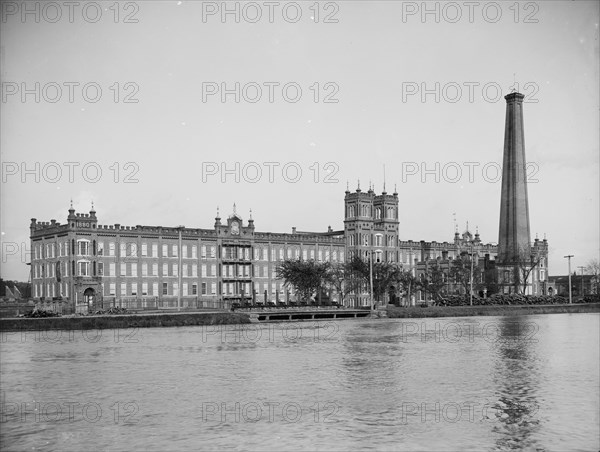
498;92;531;263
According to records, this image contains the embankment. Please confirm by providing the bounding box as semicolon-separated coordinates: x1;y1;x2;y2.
0;311;251;332
386;303;600;319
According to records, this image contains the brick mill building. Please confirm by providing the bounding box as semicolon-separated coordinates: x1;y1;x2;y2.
29;203;348;312
28;91;549;312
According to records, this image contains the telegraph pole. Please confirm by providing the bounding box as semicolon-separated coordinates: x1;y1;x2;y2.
564;255;574;304
369;250;374;314
469;244;474;306
577;266;585;299
178;226;184;311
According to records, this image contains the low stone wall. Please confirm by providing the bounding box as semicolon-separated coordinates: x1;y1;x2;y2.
386;303;600;319
0;312;251;332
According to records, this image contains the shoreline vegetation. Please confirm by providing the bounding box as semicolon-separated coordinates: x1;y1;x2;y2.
0;303;598;332
385;302;600;319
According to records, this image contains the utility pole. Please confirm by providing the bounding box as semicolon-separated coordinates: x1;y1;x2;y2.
564;255;574;304
408;249;414;307
369;250;374;313
577;266;585;299
178;226;184;311
469;244;474;306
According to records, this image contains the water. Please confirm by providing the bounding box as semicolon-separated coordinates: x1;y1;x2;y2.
1;313;598;451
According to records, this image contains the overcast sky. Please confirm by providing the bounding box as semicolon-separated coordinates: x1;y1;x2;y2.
1;0;598;281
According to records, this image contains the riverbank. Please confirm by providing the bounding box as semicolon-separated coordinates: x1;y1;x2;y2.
386;302;600;319
0;311;252;332
1;304;598;331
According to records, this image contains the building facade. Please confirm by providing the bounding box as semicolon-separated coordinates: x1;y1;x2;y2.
547;274;596;299
29;189;549;312
29;203;347;312
28;91;552;311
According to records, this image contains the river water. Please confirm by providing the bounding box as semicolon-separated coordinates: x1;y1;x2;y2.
1;313;598;451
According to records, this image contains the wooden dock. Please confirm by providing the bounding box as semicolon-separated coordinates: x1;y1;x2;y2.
247;308;375;322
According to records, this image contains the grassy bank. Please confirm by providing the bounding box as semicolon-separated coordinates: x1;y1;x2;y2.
0;311;252;332
386;303;600;319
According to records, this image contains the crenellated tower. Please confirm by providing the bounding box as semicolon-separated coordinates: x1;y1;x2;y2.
344;182;374;259
372;184;399;263
344;182;399;263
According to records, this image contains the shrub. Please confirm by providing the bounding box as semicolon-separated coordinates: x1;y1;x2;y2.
433;294;571;307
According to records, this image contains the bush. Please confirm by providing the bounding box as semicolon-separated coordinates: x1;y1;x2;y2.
92;307;129;315
433;294;571;307
25;309;61;318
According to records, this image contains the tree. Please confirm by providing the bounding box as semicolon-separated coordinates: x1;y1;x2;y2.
586;259;599;295
347;254;400;304
513;246;545;295
449;253;484;296
419;261;447;303
395;269;418;306
0;278;31;298
325;261;361;306
276;259;330;302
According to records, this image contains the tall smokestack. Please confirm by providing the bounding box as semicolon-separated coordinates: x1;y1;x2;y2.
498;92;531;263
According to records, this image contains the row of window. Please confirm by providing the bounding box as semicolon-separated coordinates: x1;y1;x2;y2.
501;270;546;283
106;282;211;297
103;262;213;278
33;283;67;298
348;249;398;263
33;248;348;279
346;204;399;220
33;261;220;279
108;281;292;298
222;282;291;296
347;233;396;248
222;282;252;296
102;242;213;259
33;240;216;259
34;240;343;261
32;280;295;299
36;249;512;280
222;264;251;278
35;261;290;279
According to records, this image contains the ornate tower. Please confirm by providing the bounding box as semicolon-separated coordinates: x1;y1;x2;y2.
343;182;374;307
344;182;375;260
498;92;531;264
372;185;399;263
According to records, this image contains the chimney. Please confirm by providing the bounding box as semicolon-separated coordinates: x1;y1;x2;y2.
498;92;531;264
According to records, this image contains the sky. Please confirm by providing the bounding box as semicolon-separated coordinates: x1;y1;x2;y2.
1;0;598;281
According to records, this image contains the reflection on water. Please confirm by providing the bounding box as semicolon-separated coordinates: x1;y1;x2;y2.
1;314;598;451
490;317;543;451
